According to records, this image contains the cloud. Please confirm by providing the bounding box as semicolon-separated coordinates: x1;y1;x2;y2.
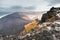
0;0;60;11
0;0;48;7
0;6;36;12
11;6;35;10
54;4;60;7
48;0;60;6
0;0;50;11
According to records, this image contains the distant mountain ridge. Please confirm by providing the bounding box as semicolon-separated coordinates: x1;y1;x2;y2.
0;12;31;35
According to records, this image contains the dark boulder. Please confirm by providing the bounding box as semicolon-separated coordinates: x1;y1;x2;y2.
41;7;60;23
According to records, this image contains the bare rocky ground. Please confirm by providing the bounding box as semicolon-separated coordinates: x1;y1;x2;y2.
19;22;60;40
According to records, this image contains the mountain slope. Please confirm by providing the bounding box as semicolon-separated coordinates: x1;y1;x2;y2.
0;12;31;35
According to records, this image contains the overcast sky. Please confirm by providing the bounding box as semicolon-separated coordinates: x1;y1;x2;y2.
0;0;60;11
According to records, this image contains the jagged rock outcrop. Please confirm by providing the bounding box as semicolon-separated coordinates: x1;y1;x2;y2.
41;7;60;23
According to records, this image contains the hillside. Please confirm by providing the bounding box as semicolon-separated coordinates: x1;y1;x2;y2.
0;12;31;35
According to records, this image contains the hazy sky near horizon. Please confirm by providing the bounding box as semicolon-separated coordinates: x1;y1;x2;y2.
0;0;60;11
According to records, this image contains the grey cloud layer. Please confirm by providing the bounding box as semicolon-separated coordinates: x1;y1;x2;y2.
47;0;60;6
0;0;60;11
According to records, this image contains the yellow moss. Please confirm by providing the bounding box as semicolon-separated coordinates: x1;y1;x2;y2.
24;21;39;33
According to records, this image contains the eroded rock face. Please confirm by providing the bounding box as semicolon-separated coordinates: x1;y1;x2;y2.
20;29;54;40
41;7;60;23
19;23;60;40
